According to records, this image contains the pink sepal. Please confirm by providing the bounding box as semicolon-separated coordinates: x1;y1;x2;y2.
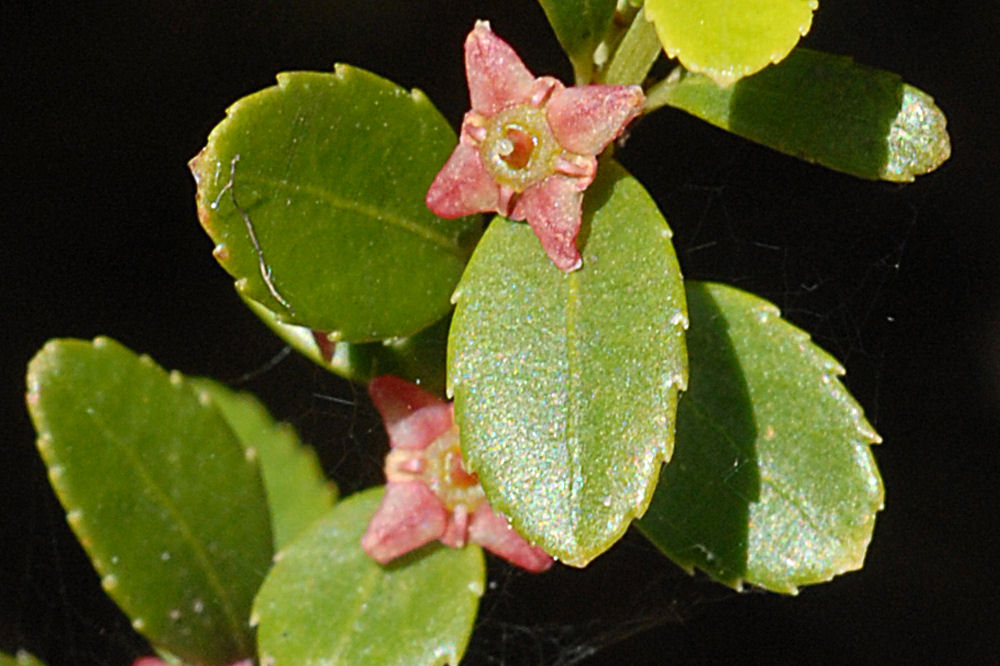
511;175;585;272
426;141;500;219
361;481;448;563
465;20;535;115
369;375;453;451
546;85;645;155
469;505;554;573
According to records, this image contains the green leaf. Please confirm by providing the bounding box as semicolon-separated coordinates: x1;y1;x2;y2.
645;0;816;86
189;377;336;549
648;48;951;181
254;487;484;665
538;0;618;83
636;282;884;593
0;651;46;666
191;67;481;342
241;292;450;397
25;338;272;664
448;161;687;566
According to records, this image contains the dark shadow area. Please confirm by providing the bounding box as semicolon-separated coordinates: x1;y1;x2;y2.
729;48;903;179
637;281;759;585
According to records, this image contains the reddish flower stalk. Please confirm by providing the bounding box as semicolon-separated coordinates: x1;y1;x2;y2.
361;375;553;573
426;21;645;272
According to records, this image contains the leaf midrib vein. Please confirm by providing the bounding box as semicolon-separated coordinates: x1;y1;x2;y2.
242;174;463;257
86;408;250;653
326;565;382;659
563;273;582;537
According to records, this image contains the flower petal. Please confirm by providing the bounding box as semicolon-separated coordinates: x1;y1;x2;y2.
511;175;585;272
546;85;645;155
426;141;500;219
361;481;448;563
465;20;536;116
369;375;453;451
469;505;553;573
439;504;472;548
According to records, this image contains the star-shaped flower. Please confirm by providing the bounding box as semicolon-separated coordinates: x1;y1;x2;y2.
426;21;645;272
361;375;553;573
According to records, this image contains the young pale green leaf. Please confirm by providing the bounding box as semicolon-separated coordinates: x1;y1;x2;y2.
25;338;273;664
648;48;950;181
253;487;484;665
191;67;481;342
636;282;884;593
241;292;450;397
537;0;618;83
448;161;687;566
644;0;816;86
0;651;45;666
188;377;336;549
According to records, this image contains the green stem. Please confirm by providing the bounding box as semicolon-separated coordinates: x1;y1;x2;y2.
643;65;686;114
600;9;662;86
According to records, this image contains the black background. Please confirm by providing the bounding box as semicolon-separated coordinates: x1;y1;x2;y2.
2;1;998;664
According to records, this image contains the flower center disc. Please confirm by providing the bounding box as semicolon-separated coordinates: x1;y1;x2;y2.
426;427;486;511
481;105;560;192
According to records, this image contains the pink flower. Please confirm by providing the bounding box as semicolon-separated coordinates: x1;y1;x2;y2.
361;375;553;573
426;21;645;272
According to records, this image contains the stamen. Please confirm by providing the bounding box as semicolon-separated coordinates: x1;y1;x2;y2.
480;103;561;192
501;127;536;169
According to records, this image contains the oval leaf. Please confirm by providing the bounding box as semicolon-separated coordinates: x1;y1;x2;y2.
189;377;337;549
645;0;816;86
190;67;481;341
538;0;618;82
254;487;484;665
241;292;450;397
448;161;687;566
649;48;951;181
637;282;884;593
25;338;273;663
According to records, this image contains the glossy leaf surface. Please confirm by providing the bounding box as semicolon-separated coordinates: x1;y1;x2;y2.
538;0;618;82
649;48;950;181
449;161;687;566
190;377;336;549
645;0;816;86
254;487;484;665
25;338;272;664
242;292;450;397
191;67;480;341
637;283;884;593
